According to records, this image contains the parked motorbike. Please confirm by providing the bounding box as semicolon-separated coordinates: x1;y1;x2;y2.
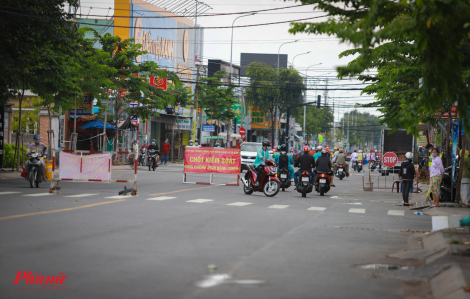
27;151;44;188
148;149;158;171
315;171;331;196
440;166;459;202
241;160;280;197
297;171;313;197
336;164;346;180
278;167;291;191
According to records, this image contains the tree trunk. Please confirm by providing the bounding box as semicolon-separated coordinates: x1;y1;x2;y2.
445;106;452;167
47;104;52;160
16;82;26;171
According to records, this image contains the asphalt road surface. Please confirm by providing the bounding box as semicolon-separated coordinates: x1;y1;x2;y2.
0;165;432;299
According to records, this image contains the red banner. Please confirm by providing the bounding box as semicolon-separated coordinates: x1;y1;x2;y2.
184;147;241;174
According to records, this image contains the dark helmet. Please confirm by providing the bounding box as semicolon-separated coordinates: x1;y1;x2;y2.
280;144;287;152
33;134;40;144
262;140;271;147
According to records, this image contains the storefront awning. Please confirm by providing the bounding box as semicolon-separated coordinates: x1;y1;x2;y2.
218;133;241;138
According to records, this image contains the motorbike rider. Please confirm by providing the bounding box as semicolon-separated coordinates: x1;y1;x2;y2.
369;150;376;166
356;150;364;169
275;144;295;183
332;147;339;163
316;147;335;187
253;140;271;186
350;149;358;169
294;145;316;190
308;145;316;156
313;146;322;161
25;135;48;181
139;140;149;165
272;146;281;160
147;139;160;169
334;148;349;177
214;142;221;148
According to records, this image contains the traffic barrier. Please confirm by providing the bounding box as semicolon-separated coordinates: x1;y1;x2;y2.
183;147;240;186
48;150;137;194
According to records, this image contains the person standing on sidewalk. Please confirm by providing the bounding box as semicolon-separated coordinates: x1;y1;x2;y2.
161;139;170;165
460;149;470;206
429;148;445;207
399;152;416;206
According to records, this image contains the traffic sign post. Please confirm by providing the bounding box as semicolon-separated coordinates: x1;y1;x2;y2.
382;152;398;168
239;127;246;136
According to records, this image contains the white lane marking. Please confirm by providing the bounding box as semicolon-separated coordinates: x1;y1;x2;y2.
388;210;405;216
105;195;135;199
268;205;289;209
0;192;22;195
146;196;176;201
330;196;339;199
307;207;327;211
22;193;55;197
227;202;252;206
64;194;99;198
187;199;213;203
349;208;366;214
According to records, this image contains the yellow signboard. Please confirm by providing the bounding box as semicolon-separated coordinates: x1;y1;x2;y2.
417;131;427;147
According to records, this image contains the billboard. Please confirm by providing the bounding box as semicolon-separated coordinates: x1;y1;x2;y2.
240;53;288;76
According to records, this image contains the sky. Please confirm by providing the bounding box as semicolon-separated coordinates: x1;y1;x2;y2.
77;0;380;123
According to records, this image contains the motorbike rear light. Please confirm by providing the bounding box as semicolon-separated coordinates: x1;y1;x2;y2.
321;174;325;177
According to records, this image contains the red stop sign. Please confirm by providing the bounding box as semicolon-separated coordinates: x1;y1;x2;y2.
382;152;398;167
239;127;246;136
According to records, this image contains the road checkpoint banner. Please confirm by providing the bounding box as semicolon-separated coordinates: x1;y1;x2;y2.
183;147;241;185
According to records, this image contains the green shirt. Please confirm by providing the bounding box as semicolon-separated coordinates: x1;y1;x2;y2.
463;157;470;179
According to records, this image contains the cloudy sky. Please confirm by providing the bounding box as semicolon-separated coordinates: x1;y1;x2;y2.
77;0;379;122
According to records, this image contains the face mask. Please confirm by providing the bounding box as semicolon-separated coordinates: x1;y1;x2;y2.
189;143;193;146
34;140;40;145
165;141;168;143
432;153;437;158
195;143;198;146
152;142;155;145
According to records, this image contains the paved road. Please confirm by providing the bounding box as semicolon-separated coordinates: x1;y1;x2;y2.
0;165;432;298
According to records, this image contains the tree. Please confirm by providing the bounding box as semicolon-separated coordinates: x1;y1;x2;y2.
292;105;334;142
288;0;470;136
198;71;237;145
337;110;382;150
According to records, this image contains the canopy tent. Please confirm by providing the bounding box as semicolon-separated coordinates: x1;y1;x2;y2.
78;120;117;131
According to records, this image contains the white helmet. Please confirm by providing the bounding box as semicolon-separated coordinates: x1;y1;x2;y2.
317;146;322;150
359;150;363;153
405;152;413;159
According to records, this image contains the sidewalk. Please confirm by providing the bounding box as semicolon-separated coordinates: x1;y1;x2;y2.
0;169;22;180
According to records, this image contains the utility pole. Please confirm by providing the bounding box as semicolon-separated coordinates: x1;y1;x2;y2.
347;111;350;151
194;63;201;143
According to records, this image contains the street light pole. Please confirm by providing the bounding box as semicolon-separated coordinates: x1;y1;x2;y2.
229;13;256;82
292;51;310;67
303;63;322;145
274;40;298;147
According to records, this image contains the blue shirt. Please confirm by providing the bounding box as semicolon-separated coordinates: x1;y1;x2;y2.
275;153;294;166
254;148;270;168
313;152;321;161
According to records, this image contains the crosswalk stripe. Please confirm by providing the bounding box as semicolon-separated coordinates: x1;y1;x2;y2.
268;205;289;209
349;208;366;214
22;193;55;197
307;207;327;211
387;210;405;216
186;199;213;203
0;192;22;195
146;196;176;201
227;202;252;206
64;194;99;198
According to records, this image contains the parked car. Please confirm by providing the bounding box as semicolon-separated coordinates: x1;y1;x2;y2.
240;142;273;172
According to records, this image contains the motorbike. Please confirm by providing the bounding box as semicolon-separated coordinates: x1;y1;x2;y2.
140;148;147;166
148;149;158;171
356;161;363;172
278;167;291;191
440;166;459;202
370;160;377;171
27;151;44;188
335;164;346;180
297;171;313;197
315;171;331;196
241;159;280;197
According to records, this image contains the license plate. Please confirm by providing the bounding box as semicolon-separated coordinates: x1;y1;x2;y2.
339;169;343;172
281;174;287;178
320;179;326;183
302;177;309;182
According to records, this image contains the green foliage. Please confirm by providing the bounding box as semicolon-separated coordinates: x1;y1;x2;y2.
292;105;334;136
338;110;382;148
198;71;237;121
11;98;40;134
287;0;470;136
3;143;28;168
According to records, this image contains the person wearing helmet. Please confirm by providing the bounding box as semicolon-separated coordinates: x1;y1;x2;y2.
350;149;358;169
313;146;322;162
25;135;48;181
308;146;316;156
293;145;316;189
399;152;416;206
148;139;160;169
275;144;295;182
356;149;364;167
253;140;271;186
214;142;221;148
332;147;340;163
187;139;200;148
139;140;149;166
334;148;349;177
369;149;376;165
316;147;335;187
272;146;281;160
188;139;194;146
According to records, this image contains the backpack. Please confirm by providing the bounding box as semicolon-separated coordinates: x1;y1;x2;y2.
279;154;289;169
